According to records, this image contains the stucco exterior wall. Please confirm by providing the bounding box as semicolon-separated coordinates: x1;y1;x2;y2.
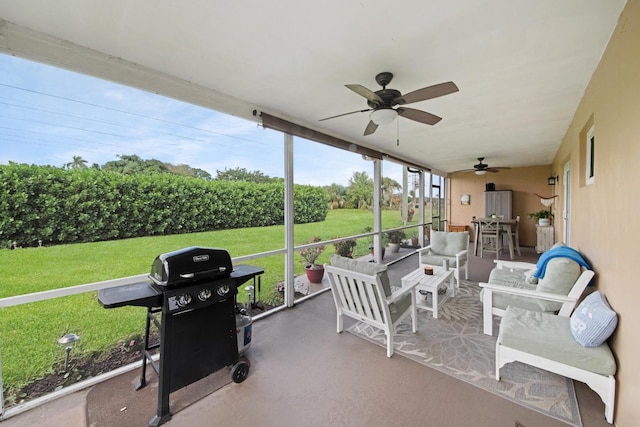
551;0;640;424
447;165;551;247
449;2;639;423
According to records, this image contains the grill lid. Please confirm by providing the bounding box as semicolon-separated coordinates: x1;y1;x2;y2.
149;246;232;287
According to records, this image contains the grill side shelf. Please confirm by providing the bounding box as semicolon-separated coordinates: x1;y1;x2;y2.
97;264;263;310
98;281;162;309
231;264;265;286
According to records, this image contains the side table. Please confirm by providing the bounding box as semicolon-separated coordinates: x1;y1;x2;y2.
401;266;454;318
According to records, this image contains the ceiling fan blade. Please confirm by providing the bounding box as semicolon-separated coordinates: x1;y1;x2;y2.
397;107;442;125
394;81;459;105
363;120;378;136
319;109;371;121
485;169;501;173
346;84;384;104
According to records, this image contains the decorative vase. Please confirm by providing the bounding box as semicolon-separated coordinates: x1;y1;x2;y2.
389;242;401;253
538;218;550;226
305;265;325;283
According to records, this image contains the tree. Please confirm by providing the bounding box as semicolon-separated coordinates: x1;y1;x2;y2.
66;155;88;169
215;167;281;183
346;171;373;209
102;154;169;175
381;177;401;208
101;154;210;176
324;183;346;209
168;164;212;180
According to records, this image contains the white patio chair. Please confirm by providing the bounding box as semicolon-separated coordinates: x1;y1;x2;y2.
325;255;418;357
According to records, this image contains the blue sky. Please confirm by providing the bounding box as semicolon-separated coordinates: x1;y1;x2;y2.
0;54;406;187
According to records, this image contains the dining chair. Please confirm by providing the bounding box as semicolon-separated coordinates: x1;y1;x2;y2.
511;215;521;256
479;217;502;259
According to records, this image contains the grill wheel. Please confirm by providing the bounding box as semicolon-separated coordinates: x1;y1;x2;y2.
231;359;251;383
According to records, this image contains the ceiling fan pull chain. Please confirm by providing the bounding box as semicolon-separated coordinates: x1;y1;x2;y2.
396;118;400;146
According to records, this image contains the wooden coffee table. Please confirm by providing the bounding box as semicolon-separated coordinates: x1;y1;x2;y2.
401;266;455;318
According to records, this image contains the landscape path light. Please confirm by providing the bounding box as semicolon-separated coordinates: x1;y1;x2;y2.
57;333;80;372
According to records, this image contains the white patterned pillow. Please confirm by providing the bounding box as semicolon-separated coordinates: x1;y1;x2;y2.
570;291;618;347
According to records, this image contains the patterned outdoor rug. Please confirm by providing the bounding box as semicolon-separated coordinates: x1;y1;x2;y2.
347;280;582;427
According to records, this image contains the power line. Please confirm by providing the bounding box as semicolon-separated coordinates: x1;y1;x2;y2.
0;99;251;147
0;82;262;144
0;130;123;155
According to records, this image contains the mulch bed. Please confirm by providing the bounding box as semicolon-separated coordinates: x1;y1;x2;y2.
4;300;280;409
5;332;160;408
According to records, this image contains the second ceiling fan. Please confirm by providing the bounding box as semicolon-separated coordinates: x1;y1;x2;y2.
456;158;511;175
320;72;459;136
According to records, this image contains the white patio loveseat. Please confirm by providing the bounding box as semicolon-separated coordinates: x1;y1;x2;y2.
479;243;594;336
497;291;618;423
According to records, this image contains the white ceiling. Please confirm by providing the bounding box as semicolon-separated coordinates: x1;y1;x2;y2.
0;0;626;173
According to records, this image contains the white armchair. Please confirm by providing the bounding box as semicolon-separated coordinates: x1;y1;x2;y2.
325;255;418;357
418;230;469;287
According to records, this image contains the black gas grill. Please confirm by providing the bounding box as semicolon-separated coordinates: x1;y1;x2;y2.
98;247;263;427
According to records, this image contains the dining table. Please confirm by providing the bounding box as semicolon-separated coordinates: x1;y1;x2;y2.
471;217;517;260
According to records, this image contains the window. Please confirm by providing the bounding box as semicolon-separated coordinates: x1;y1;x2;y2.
586;125;595;185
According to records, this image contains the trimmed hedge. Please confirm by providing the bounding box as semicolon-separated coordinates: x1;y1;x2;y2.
0;163;327;247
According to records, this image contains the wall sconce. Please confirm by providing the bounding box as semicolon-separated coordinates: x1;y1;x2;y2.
548;176;559;185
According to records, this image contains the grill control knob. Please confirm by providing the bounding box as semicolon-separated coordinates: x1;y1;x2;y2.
217;284;230;296
198;289;212;301
176;294;192;307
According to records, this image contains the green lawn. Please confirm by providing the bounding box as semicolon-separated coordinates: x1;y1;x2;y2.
0;209;419;400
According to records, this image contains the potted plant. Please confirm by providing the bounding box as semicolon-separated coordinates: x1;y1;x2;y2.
300;237;326;283
333;239;357;258
386;230;406;253
528;209;553;226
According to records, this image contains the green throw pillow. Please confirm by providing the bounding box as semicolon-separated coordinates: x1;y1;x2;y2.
537;257;581;295
329;254;392;297
430;231;468;256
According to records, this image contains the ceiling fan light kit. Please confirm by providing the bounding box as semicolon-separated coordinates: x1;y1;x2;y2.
475;170;487;175
370;108;397;125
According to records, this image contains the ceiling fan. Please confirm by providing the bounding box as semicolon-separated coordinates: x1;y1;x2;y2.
456;158;512;175
319;72;459;136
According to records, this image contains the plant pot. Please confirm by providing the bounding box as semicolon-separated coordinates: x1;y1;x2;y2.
411;237;419;246
538;218;551;226
389;242;401;253
305;265;325;283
